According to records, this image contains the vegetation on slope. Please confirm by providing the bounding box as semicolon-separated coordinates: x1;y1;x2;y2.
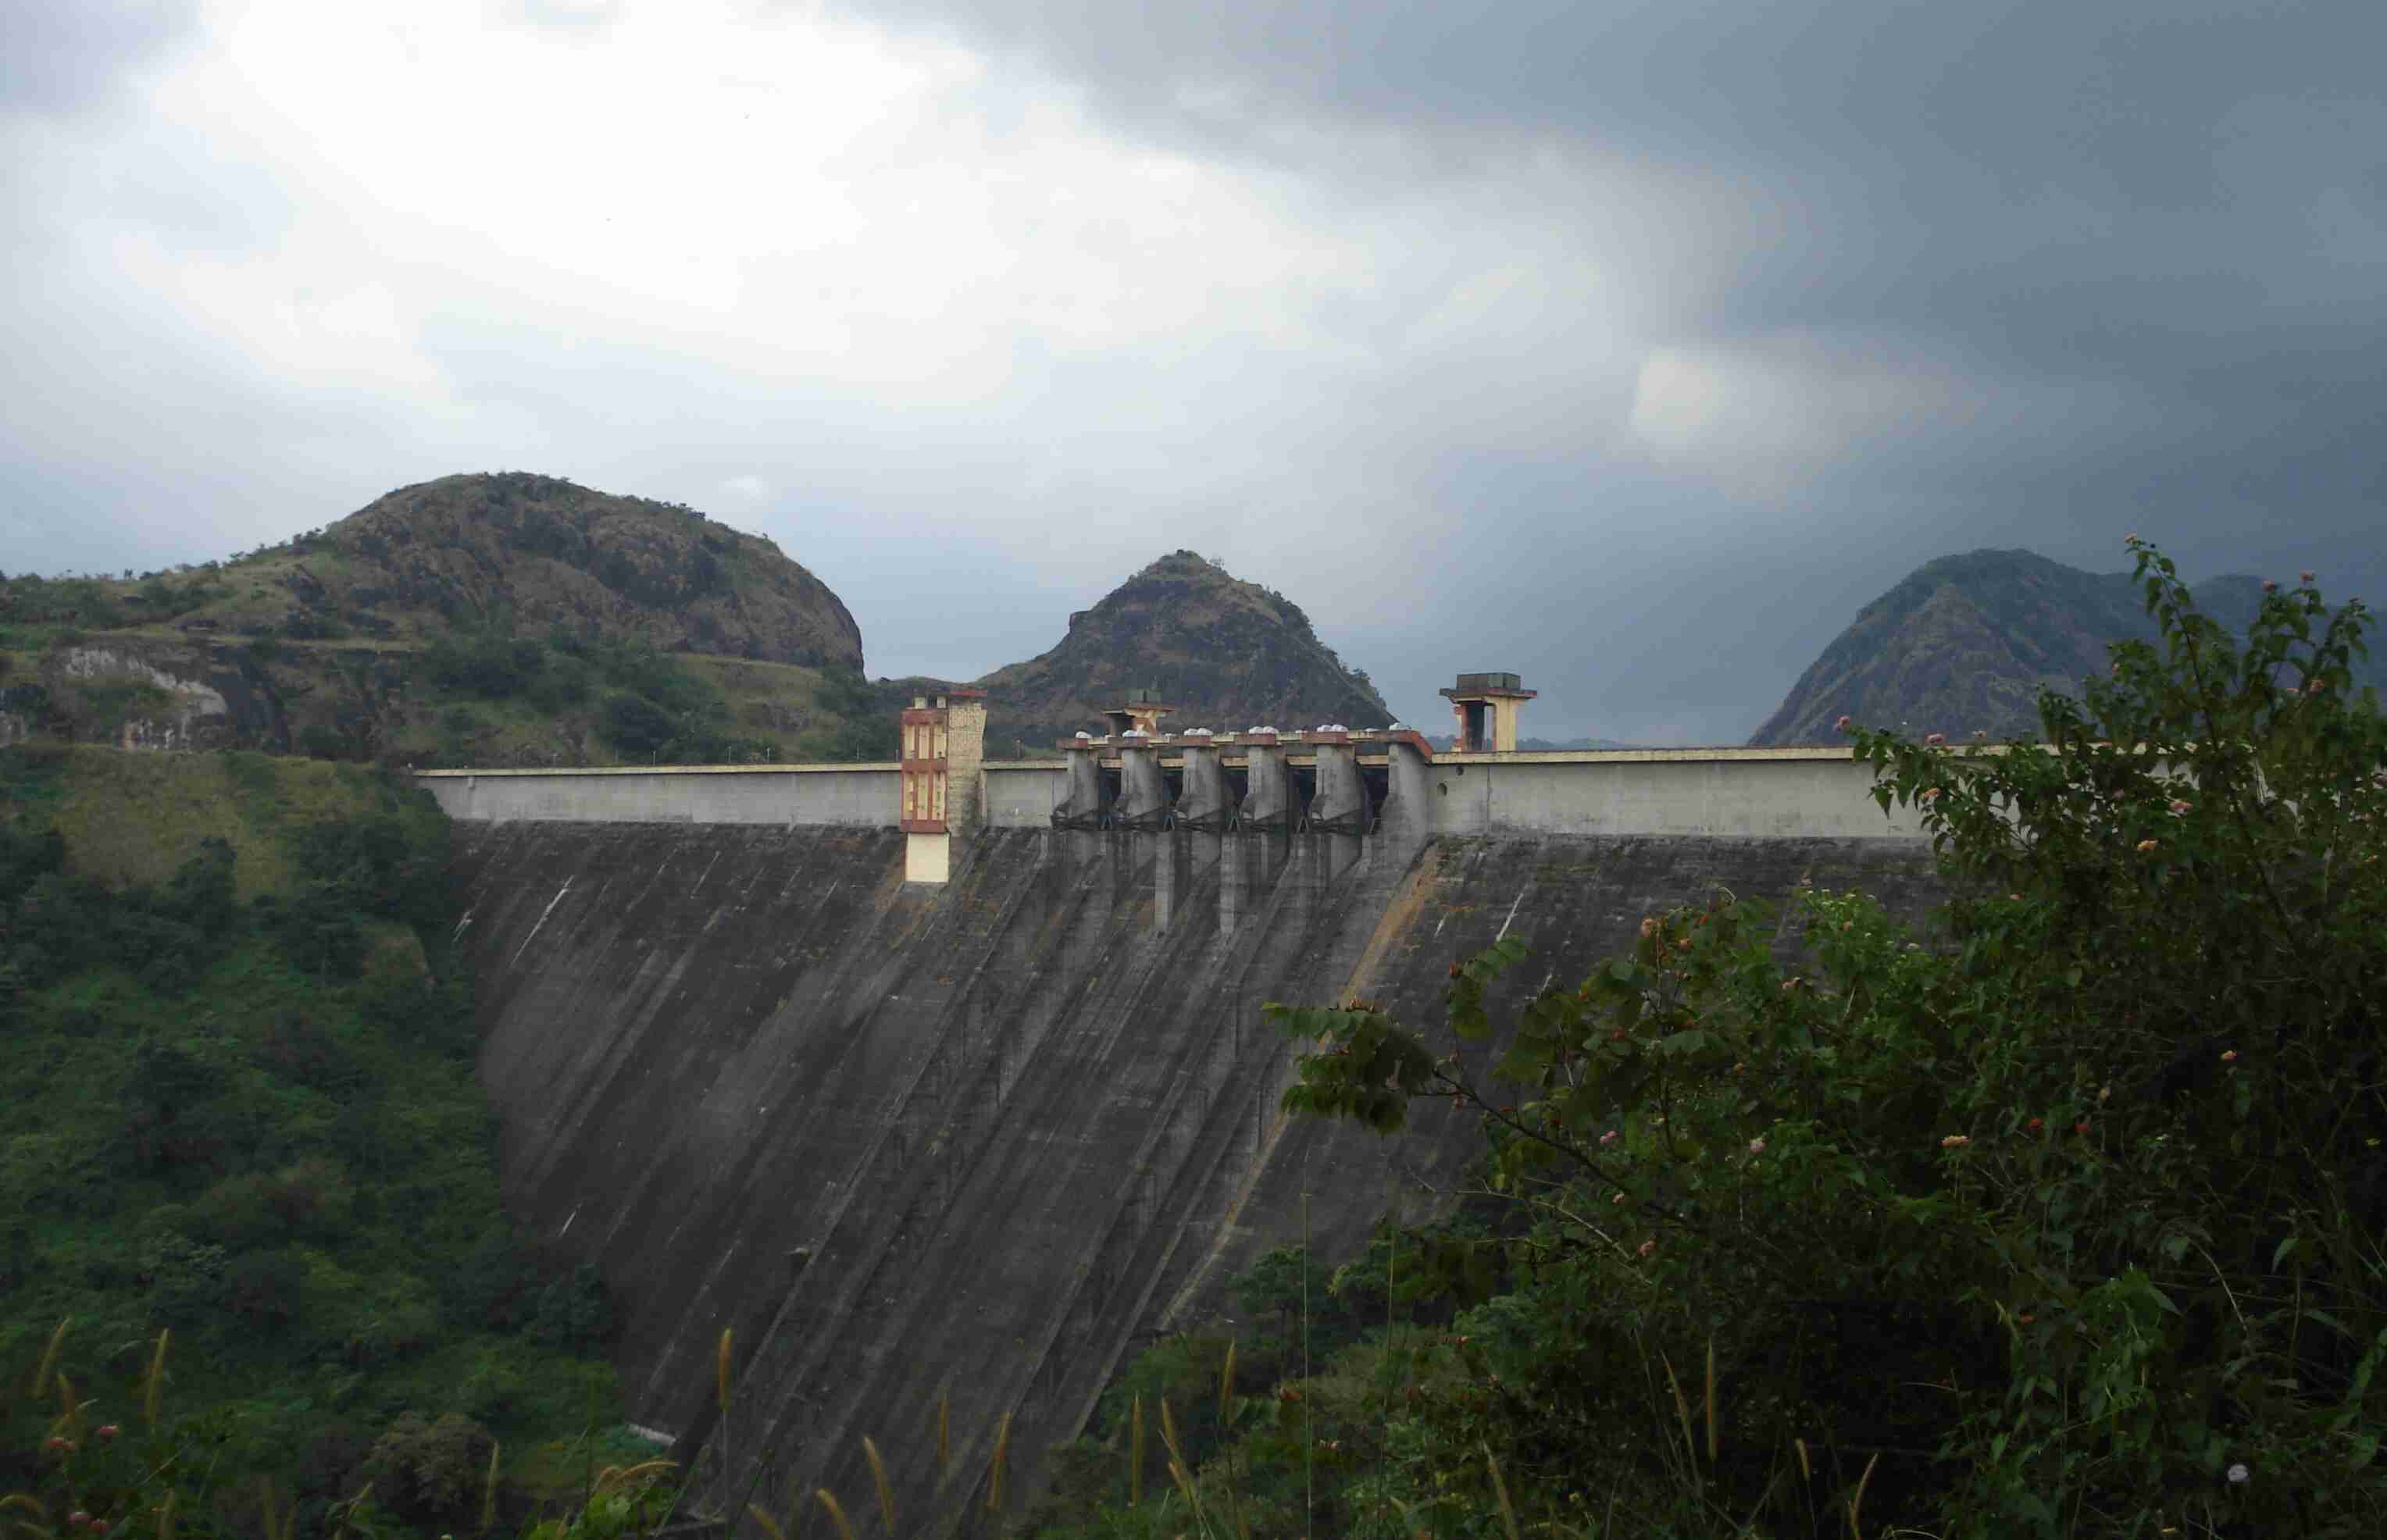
1031;542;2385;1538
0;473;889;768
973;553;1391;755
1747;546;2387;745
1;747;640;1536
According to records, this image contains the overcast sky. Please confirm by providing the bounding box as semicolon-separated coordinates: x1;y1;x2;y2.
5;1;2382;743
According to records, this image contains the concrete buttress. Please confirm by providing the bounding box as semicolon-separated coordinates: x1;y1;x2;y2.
1174;743;1229;829
1115;742;1169;829
1237;741;1289;829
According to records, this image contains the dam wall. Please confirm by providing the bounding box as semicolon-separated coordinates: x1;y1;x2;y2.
447;807;1944;1528
420;747;1921;840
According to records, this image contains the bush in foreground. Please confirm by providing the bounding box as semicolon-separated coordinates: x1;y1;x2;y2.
1241;543;2385;1537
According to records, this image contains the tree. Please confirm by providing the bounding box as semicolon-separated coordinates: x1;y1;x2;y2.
1267;540;2386;1538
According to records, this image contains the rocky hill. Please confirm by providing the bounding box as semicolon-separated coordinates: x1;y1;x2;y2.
0;473;879;766
1749;547;2311;745
972;551;1392;755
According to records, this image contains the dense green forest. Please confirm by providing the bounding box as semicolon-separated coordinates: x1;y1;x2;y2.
1;747;643;1536
1019;545;2387;1538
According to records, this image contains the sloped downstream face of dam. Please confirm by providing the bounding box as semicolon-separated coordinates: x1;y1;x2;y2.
448;822;1942;1525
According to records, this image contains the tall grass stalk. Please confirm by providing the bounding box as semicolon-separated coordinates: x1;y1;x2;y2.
1129;1396;1145;1507
862;1436;896;1536
30;1319;68;1399
986;1410;1012;1516
155;1490;174;1540
1301;1189;1313;1536
1157;1399;1209;1538
143;1330;168;1431
934;1388;951;1476
1846;1451;1879;1539
479;1442;501;1535
814;1488;858;1540
715;1327;734;1518
1660;1352;1697;1470
747;1505;790;1540
256;1478;291;1540
1480;1443;1520;1540
1704;1339;1718;1463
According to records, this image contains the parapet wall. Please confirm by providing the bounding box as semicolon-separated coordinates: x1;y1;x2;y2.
419;747;1923;841
417;763;896;825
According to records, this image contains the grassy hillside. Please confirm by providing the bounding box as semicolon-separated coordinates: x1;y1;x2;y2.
0;473;893;768
0;746;646;1535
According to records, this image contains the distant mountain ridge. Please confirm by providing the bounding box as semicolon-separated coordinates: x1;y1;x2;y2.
972;551;1391;755
1749;547;2378;746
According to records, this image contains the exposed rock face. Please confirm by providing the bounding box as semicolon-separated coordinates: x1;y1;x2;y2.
12;640;285;751
319;473;863;670
974;551;1392;753
1750;549;2277;745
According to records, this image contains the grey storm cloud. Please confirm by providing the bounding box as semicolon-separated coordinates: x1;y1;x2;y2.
830;0;2387;712
3;0;2382;745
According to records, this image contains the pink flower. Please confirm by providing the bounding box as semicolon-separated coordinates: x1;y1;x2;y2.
2221;1049;2238;1062
1925;732;1946;746
2168;799;2192;815
1972;729;1987;738
1638;917;1657;939
2125;532;2141;544
1835;714;1853;732
2026;1118;2044;1132
1599;1128;1619;1146
1636;1239;1657;1258
2308;678;2326;694
2136;838;2159;853
2302;570;2316;583
1921;786;1942;804
1940;1134;1971;1149
2263;579;2278;593
1747;1136;1767;1155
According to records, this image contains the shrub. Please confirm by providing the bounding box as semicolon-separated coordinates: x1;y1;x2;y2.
1265;541;2387;1537
364;1410;497;1527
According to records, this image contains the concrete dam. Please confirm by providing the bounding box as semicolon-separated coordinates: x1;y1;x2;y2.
423;688;1944;1528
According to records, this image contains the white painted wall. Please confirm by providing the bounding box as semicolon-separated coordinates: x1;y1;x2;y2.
983;762;1068;829
416;765;896;825
1422;751;1920;839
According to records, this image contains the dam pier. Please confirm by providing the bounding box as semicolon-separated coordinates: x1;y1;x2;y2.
417;679;1941;1531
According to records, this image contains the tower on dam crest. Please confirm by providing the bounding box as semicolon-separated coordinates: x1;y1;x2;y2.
900;686;985;883
1440;671;1536;752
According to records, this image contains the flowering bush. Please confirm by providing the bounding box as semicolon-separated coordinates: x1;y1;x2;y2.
1268;543;2387;1537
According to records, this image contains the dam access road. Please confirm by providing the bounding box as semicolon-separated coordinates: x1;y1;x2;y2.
421;733;1943;1532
